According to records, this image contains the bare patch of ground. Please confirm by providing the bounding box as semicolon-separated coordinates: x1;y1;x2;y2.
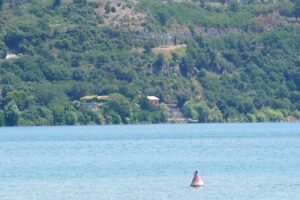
95;0;146;31
152;44;187;55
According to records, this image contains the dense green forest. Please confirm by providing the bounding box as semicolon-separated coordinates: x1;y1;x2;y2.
0;0;299;126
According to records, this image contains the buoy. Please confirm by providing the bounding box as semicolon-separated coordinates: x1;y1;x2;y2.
190;171;204;187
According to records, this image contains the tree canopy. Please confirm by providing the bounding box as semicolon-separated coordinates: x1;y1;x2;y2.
0;0;299;126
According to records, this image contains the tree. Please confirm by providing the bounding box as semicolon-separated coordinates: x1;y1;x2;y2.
49;104;65;125
8;0;30;8
111;6;116;13
52;0;61;9
140;97;156;111
71;55;81;67
182;101;199;120
4;29;24;51
209;108;223;122
279;1;294;17
105;2;111;14
37;107;54;125
0;0;3;11
4;100;21;126
107;94;131;123
144;41;155;53
42;65;69;81
228;0;239;12
5;91;33;111
294;0;300;20
153;54;165;73
156;11;169;26
36;87;56;105
95;54;110;68
196;102;210;123
65;111;78;125
74;0;86;5
179;56;194;77
0;110;4;126
67;83;88;100
104;110;122;124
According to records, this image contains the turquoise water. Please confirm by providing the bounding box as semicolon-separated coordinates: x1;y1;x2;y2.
0;123;300;200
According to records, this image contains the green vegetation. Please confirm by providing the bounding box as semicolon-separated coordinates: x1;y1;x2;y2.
295;0;300;19
0;0;3;11
0;0;299;126
139;0;255;29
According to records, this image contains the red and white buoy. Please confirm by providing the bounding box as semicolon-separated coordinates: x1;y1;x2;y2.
190;171;204;187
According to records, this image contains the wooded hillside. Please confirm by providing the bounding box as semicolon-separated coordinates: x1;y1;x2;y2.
0;0;299;126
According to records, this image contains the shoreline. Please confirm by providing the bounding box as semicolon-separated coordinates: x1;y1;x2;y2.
0;121;299;129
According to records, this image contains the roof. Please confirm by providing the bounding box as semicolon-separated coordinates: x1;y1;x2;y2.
80;95;110;101
147;96;160;101
96;95;110;100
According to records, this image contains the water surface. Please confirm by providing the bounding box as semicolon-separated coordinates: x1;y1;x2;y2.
0;123;299;200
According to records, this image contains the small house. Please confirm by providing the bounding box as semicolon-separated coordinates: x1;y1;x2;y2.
5;53;19;60
80;102;100;112
80;95;110;102
79;95;110;112
147;96;160;107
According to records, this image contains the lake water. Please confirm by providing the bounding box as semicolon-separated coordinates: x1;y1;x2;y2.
0;123;299;200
